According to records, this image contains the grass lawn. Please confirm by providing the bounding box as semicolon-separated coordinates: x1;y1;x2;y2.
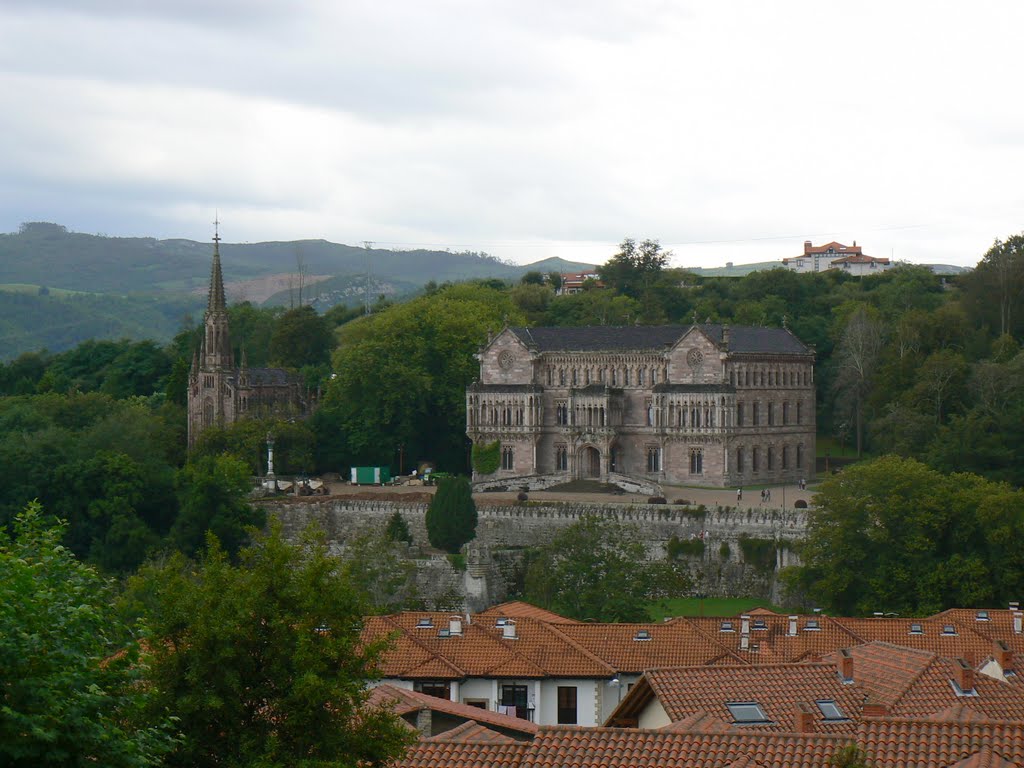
648;596;784;620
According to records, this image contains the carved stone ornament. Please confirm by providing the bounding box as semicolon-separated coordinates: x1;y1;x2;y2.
498;350;515;370
686;347;704;367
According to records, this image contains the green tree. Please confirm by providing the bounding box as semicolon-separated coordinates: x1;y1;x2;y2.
786;456;1024;615
131;522;413;768
524;515;690;622
340;528;419;613
268;304;335;369
425;475;478;553
385;510;413;544
0;502;173;767
830;744;873;768
171;454;265;557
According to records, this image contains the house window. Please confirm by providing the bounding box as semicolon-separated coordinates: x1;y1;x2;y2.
782;402;789;424
797;401;803;424
638;368;645;386
556;402;568;425
414;681;451;700
646;400;654;426
557;686;578;725
752;447;760;472
752;403;760;425
736;403;744;426
500;684;530;720
690;448;703;475
584;368;590;385
572;368;578;386
624;368;631;386
726;702;769;724
782;445;789;470
767;403;774;426
651;368;658;384
559;369;566;386
501;447;514;470
547;368;553;386
556;446;568;471
647;447;661;472
464;699;488;709
736;447;744;472
766;447;773;470
796;444;804;469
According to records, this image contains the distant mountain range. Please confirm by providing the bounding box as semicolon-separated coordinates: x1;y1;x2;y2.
0;222;597;359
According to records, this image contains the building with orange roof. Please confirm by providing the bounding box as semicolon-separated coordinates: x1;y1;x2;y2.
782;240;891;275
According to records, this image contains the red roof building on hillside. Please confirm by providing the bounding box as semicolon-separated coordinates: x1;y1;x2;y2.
783;240;891;275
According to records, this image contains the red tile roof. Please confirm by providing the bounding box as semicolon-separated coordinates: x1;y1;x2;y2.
479;601;580;624
366;683;539;737
833;617;998;666
685;615;863;665
398;740;530;768
424;719;521;745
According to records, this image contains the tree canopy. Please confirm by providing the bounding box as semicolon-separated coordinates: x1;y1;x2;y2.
787;456;1024;615
130;522;414;768
0;503;174;767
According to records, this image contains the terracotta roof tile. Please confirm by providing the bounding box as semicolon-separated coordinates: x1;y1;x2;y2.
948;746;1019;768
685;615;863;665
640;662;861;733
555;619;741;673
399;741;530;768
425;720;521;745
367;684;539;736
479;601;579;624
834;617;997;666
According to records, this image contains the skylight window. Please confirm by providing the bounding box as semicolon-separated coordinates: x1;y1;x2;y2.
909;623;924;635
804;619;821;631
726;702;769;723
495;618;508;626
753;619;767;630
816;700;847;720
942;625;958;636
720;621;735;633
633;629;652;641
437;629;450;638
416;618;434;629
976;611;990;621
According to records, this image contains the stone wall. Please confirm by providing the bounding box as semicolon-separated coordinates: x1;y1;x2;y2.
264;498;807;610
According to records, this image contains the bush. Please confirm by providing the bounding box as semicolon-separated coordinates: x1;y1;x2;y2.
738;535;777;571
517;491;529;502
719;541;731;558
425;476;478;554
674;498;691;505
385;511;412;544
667;535;705;559
648;496;667;504
472;440;500;475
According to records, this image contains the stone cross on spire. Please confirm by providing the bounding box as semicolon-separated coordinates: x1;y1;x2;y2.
207;214;227;314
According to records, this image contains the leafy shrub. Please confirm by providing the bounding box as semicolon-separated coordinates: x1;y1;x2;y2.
472;440;500;475
385;511;412;544
719;541;731;558
738;535;777;571
667;535;705;559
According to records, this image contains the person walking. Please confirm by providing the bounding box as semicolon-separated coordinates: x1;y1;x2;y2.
737;487;742;503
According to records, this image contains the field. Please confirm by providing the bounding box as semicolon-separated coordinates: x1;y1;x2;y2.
648;597;784;620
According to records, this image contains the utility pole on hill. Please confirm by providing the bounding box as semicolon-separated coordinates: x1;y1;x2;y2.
362;241;375;315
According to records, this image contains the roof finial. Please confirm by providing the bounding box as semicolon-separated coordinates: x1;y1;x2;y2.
782;314;789;329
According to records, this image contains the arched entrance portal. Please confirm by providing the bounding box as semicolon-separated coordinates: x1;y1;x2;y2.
579;446;601;478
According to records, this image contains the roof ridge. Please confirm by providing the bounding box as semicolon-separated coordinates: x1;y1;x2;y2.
385;616;468;678
466;622;550;678
540;620;617;674
675;617;752;664
880;651;945;713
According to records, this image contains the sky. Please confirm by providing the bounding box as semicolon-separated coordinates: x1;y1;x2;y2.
1;0;1022;270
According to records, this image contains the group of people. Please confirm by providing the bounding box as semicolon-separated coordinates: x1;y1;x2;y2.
735;479;807;506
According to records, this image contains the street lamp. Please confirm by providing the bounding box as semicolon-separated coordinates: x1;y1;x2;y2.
266;432;275;477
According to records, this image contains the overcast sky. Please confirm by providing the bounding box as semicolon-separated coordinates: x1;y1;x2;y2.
1;1;1022;269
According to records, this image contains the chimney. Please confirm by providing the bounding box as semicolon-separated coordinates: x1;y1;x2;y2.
804;240;813;255
788;615;798;637
1014;611;1023;635
502;619;518;640
838;648;854;683
794;703;815;733
955;658;975;694
415;707;432;736
741;615;750;635
722;324;731;350
861;698;888;718
995;640;1014;674
449;615;463;636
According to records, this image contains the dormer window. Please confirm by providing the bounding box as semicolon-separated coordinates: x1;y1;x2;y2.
942;625;958;636
633;630;652;642
416;618;434;629
909;623;924;635
720;621;735;633
726;702;769;724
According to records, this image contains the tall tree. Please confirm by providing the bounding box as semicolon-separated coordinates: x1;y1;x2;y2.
131;522;413;768
599;237;670;308
425;475;478;554
0;503;173;767
832;304;884;456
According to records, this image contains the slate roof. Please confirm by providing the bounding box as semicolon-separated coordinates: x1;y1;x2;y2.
228;366;299;387
508;324;811;355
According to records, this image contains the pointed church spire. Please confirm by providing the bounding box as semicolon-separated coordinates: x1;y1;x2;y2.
207;214;227;314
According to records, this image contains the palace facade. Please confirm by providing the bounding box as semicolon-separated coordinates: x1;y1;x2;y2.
187;229;313;448
466;324;815;488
